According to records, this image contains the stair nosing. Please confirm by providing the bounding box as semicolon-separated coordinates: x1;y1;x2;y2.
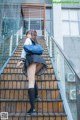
1;73;54;75
0;80;58;82
0;88;59;90
7;112;67;117
10;58;51;61
0;98;62;102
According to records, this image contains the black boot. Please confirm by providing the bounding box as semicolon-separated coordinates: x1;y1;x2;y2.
34;81;41;101
27;88;36;115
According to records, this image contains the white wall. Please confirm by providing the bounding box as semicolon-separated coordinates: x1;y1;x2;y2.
52;4;63;49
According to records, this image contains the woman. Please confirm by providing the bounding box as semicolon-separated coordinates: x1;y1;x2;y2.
17;30;47;115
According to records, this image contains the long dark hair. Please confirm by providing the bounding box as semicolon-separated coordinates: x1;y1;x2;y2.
31;31;38;43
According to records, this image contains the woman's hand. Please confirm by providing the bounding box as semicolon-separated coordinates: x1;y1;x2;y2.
17;61;24;67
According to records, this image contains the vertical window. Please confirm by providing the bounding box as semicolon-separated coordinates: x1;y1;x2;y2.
62;10;69;20
30;20;40;30
78;10;80;21
62;22;69;35
46;9;51;20
62;9;80;36
70;22;79;35
46;20;51;33
69;10;78;21
46;8;52;34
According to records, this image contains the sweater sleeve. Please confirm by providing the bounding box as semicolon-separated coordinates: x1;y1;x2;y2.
21;38;32;61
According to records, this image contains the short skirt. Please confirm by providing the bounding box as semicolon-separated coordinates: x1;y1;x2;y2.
22;54;47;76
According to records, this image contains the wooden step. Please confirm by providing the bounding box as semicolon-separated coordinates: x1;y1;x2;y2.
3;68;54;74
5;63;52;69
8;59;51;64
10;56;51;61
0;73;56;81
18;44;47;48
15;48;48;53
0;89;60;100
19;41;46;44
12;54;50;58
0;80;58;89
14;51;49;55
1;100;64;113
16;48;48;52
17;46;47;49
7;113;67;120
5;60;52;66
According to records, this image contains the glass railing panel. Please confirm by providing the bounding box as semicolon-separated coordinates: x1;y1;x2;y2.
53;45;77;120
0;35;10;69
64;59;77;120
12;34;17;51
0;30;21;72
45;29;80;120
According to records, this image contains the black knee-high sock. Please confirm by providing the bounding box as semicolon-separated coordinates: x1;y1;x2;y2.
28;88;35;110
34;81;38;98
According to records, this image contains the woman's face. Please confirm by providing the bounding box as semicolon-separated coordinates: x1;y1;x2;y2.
26;32;31;38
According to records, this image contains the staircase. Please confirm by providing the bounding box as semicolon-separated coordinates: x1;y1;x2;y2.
0;37;67;120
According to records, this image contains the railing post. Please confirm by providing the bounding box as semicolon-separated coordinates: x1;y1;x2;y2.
44;28;46;40
20;26;23;39
9;35;13;56
16;30;19;46
50;37;52;57
56;49;61;79
46;32;48;47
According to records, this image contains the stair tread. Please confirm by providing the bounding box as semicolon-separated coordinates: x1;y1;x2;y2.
1;73;54;75
0;87;59;90
8;112;67;117
0;79;57;81
10;58;50;61
4;65;52;68
10;56;50;58
0;98;62;102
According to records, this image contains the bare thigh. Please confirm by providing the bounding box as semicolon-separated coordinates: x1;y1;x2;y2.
27;63;37;88
36;63;43;73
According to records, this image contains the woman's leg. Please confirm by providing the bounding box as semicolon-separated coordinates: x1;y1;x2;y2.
36;63;43;74
27;63;37;114
27;63;36;88
34;64;43;101
34;81;41;101
34;81;38;98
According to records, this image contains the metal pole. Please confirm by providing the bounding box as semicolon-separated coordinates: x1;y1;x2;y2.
50;37;52;57
46;32;48;47
20;26;23;39
44;28;46;40
16;30;19;46
9;35;13;56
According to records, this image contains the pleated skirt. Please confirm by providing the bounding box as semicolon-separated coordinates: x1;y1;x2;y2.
22;54;47;76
